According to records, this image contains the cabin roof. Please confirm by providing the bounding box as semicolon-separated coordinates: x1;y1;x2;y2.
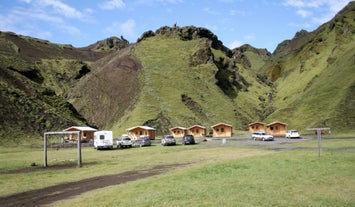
211;122;232;128
127;126;156;131
64;126;98;131
248;122;266;126
266;121;288;126
188;125;206;129
170;126;187;130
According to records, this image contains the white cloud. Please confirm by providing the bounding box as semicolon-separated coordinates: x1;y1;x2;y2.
0;1;83;40
105;19;137;41
99;0;125;10
218;0;243;3
229;40;243;49
156;0;184;3
38;0;84;19
120;19;136;37
0;9;54;40
283;0;351;13
297;9;312;18
202;7;220;15
283;0;352;26
244;34;255;41
228;9;247;16
328;0;350;12
133;0;183;6
19;0;32;3
288;21;312;29
282;0;305;7
18;0;88;20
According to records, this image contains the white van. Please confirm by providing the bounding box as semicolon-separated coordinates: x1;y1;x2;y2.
94;131;113;150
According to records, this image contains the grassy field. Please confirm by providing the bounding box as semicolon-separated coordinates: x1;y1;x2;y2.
0;135;354;207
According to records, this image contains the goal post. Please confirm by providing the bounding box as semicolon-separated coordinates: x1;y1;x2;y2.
43;131;82;167
306;127;330;157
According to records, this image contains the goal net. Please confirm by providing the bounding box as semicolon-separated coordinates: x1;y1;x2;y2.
43;131;82;167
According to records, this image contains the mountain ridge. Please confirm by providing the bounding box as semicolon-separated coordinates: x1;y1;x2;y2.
0;2;354;142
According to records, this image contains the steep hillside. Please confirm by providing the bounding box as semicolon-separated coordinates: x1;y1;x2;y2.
0;32;127;141
113;35;237;135
0;2;354;142
69;26;270;136
111;26;264;135
233;44;271;72
262;2;355;130
231;44;274;121
69;45;142;130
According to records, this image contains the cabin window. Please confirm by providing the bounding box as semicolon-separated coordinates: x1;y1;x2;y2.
256;126;259;129
196;129;199;133
100;135;105;140
221;128;224;132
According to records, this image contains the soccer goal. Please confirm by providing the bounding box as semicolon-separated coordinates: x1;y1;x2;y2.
306;127;330;157
43;131;82;167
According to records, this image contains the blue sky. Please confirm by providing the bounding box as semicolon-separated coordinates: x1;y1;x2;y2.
0;0;352;52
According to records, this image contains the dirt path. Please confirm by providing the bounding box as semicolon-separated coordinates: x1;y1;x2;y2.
1;136;336;207
0;163;187;207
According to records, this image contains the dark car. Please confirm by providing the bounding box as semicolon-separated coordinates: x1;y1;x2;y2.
161;135;176;146
183;134;195;145
132;135;151;147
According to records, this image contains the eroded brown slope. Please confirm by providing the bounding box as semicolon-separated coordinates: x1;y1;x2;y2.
69;45;142;129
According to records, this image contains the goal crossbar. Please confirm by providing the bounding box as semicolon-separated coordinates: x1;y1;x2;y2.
43;131;82;167
306;128;330;157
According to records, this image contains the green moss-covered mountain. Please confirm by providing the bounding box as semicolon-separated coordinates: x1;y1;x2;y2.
0;2;354;141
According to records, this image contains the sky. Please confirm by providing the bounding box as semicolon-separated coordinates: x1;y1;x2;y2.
0;0;352;52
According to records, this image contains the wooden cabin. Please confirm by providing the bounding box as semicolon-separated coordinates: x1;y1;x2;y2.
266;121;288;136
188;125;206;137
127;126;156;140
211;123;233;137
248;122;266;133
63;126;97;142
170;127;187;137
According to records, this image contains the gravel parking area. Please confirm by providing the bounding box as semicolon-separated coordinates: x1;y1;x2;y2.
188;135;314;150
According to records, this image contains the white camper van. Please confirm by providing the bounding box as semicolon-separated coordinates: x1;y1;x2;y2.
94;131;113;150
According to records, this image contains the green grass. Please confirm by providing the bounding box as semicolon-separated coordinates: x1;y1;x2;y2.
112;37;238;135
0;137;354;207
50;140;354;207
112;35;273;135
0;143;269;197
288;136;355;149
266;25;355;131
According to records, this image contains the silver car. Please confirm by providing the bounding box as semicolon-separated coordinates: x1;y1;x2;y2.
132;135;151;147
252;132;274;141
161;135;176;146
117;135;133;148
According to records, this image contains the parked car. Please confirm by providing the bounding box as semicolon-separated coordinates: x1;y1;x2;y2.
182;134;195;145
161;135;176;146
252;132;274;141
117;134;133;148
285;130;301;139
132;135;152;147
